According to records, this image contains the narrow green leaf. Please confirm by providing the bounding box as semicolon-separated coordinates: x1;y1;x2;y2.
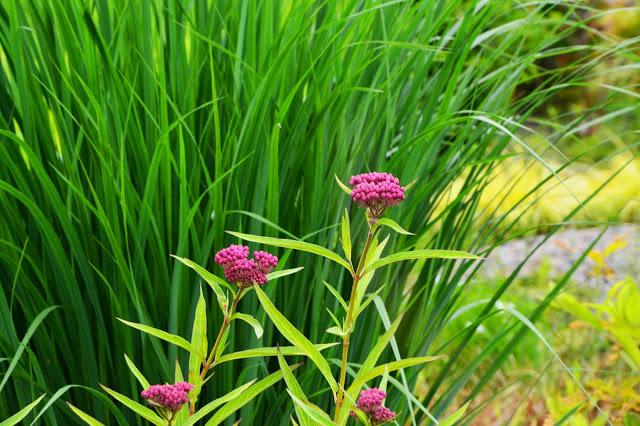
267;267;304;281
356;286;386;316
227;231;351;270
0;395;45;426
287;391;335;426
124;354;150;389
188;380;256;425
0;306;59;393
347;357;446;393
364;249;480;275
253;285;338;393
439;402;470;426
172;255;230;311
67;403;105;426
230;312;264;339
341;209;352;261
323;281;348;313
375;217;414;235
117;318;202;357
334;175;352;195
277;347;313;426
100;385;164;425
214;343;339;365
203;369;289;425
326;326;348;337
189;285;208;401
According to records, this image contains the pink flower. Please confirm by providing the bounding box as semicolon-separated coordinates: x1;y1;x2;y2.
371;406;396;424
223;258;267;287
254;250;278;274
356;387;387;413
349;172;405;219
140;382;193;412
214;244;249;267
214;245;278;288
351;387;397;425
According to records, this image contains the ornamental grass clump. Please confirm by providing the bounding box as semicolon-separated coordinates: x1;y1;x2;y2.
225;172;480;425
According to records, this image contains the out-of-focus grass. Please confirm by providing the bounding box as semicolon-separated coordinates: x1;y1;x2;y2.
442;150;640;233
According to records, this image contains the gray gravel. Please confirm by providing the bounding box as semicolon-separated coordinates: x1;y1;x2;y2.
481;224;640;285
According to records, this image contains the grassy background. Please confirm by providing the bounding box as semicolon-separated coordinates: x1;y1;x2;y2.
0;0;637;424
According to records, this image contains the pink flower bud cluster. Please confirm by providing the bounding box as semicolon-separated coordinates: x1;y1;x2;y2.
215;245;278;288
349;172;405;214
140;382;193;412
352;387;397;425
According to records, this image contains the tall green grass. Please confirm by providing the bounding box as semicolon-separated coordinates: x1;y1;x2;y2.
0;0;637;424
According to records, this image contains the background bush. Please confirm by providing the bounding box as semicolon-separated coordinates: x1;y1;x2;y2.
0;0;637;424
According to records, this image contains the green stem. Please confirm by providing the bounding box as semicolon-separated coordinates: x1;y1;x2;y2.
334;226;377;421
203;287;244;377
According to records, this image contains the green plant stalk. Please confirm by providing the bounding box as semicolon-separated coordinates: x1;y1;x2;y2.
334;225;377;421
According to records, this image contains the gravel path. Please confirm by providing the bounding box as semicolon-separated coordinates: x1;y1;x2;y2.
481;224;640;285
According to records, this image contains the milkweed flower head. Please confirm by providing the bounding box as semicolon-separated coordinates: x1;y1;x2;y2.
140;382;193;412
351;387;396;425
349;172;405;223
215;245;278;288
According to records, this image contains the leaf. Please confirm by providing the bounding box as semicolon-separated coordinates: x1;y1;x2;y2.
277;348;313;426
189;286;208;401
117;318;203;357
67;403;105;426
227;231;351;270
326;326;348;337
214;343;339;365
404;177;419;191
347;357;446;393
334;175;352;195
439;402;469;426
267;267;304;281
356;286;386;316
203;369;289;425
187;380;256;425
172;255;230;311
253;284;339;393
341;209;352;261
364;249;480;275
375;217;414;235
323;281;348;312
0;395;45;426
100;385;164;425
287;391;336;426
230;313;264;339
0;306;59;394
124;354;150;389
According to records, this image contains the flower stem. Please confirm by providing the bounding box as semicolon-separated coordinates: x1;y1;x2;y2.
203;287;244;378
334;226;376;421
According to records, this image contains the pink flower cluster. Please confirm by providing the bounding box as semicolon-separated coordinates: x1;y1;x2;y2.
349;172;405;214
140;382;193;411
215;245;278;288
352;387;397;425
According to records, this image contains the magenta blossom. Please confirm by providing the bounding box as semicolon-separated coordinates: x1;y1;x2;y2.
140;382;193;412
349;172;405;221
214;245;278;288
351;387;397;425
